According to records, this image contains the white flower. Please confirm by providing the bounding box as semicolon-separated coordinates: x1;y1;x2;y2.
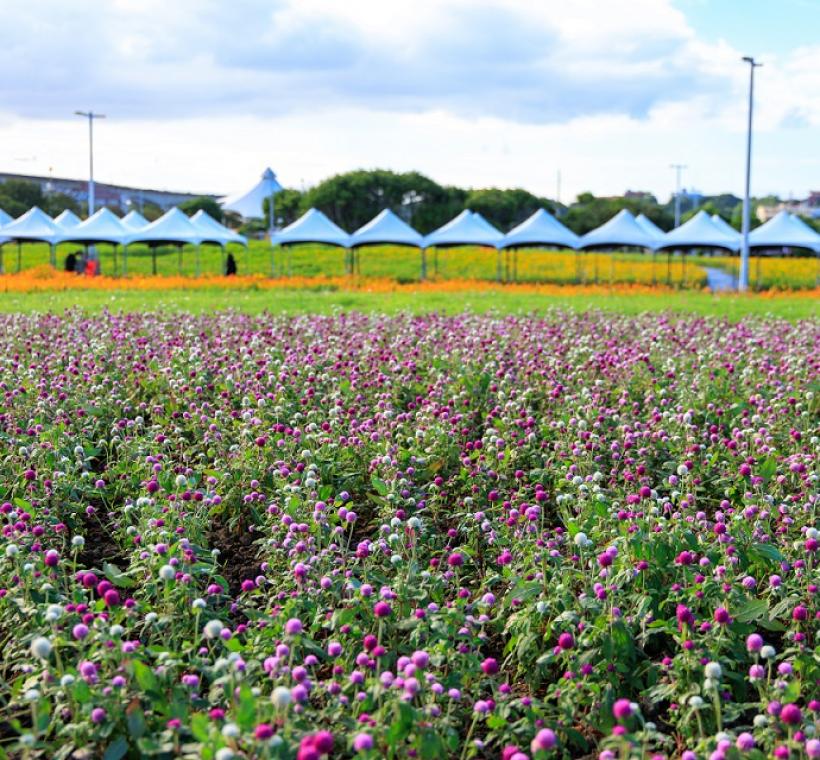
5;544;19;558
215;749;235;760
175;475;188;488
704;661;722;680
158;565;175;581
574;532;590;547
204;619;225;639
71;535;85;547
760;645;776;659
30;636;52;660
753;715;768;728
271;686;291;708
24;689;40;701
60;674;75;687
221;722;240;738
109;625;124;637
688;696;704;709
145;612;158;624
192;598;207;610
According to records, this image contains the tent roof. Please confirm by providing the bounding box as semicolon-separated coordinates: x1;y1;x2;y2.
634;213;666;241
190;209;248;247
501;208;580;249
127;207;203;246
711;214;738;238
54;210;82;229
350;209;423;247
1;206;62;244
219;167;284;219
274;208;350;247
59;208;129;245
121;210;149;230
424;210;504;248
749;210;820;251
581;209;656;249
658;210;740;251
0;208;12;226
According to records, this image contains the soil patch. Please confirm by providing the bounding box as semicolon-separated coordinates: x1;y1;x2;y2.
207;523;262;596
77;514;128;570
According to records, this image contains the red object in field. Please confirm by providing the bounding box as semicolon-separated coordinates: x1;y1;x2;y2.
85;260;99;276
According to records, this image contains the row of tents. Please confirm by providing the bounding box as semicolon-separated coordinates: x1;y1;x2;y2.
1;203;818;277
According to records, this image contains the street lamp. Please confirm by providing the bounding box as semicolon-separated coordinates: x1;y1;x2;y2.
74;111;106;214
670;164;687;227
738;57;762;292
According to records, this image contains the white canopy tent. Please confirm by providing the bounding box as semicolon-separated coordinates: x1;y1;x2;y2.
711;214;739;239
658;210;740;251
500;208;580;283
1;206;63;271
59;208;130;275
749;210;820;252
423;210;504;280
635;214;666;245
128;207;205;275
0;208;12;249
121;210;149;230
54;209;82;230
349;209;423;276
190;210;248;276
273;208;350;277
220;168;283;243
501;208;579;249
581;209;656;250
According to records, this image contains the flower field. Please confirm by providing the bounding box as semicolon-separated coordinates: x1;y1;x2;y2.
0;310;818;760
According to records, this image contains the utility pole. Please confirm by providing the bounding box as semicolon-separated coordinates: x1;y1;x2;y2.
670;164;687;227
74;111;106;214
739;56;762;292
556;169;561;205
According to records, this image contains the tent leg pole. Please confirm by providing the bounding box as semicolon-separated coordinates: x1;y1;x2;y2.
682;252;687;287
652;250;656;285
755;254;761;291
0;245;4;275
609;254;614;285
152;249;157;276
667;252;672;286
434;248;438;276
421;249;427;281
124;246;128;277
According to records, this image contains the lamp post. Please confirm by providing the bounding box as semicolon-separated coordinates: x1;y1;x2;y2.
74;111;105;214
738;56;762;292
670;164;687;227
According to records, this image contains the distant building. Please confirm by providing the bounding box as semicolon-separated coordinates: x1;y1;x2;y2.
0;171;214;212
623;190;656;201
756;193;820;222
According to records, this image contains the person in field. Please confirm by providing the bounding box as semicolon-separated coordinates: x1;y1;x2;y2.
225;252;237;276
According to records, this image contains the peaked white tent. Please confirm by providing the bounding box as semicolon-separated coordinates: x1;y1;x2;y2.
1;206;63;269
0;208;11;251
423;210;504;280
121;210;149;230
0;208;12;227
658;210;740;251
581;209;655;250
273;208;350;277
501;208;579;249
128;207;204;275
349;209;423;276
749;210;820;252
220;167;283;226
711;214;739;239
190;210;248;246
54;209;82;229
351;209;423;247
635;214;666;245
57;208;129;275
274;208;350;247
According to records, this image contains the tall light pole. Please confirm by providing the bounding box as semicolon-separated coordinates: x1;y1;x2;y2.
670;164;687;227
74;111;105;214
738;56;762;292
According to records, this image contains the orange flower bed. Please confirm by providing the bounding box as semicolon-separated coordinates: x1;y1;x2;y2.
1;266;818;299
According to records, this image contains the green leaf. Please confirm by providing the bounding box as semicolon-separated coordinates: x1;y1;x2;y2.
371;476;389;496
133;661;159;693
236;683;256;731
734;598;770;623
486;714;507;730
103;562;136;589
387;702;414;744
73;680;91;704
103;736;129;760
190;713;210;743
127;706;147;739
419;730;445;760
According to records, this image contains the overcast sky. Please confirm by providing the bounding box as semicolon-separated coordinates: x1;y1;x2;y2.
1;0;818;203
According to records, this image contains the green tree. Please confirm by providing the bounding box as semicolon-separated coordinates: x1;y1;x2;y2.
465;187;555;230
262;188;303;228
563;194;672;235
179;196;223;222
43;192;82;218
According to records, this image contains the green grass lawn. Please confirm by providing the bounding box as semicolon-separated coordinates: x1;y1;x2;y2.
1;287;816;320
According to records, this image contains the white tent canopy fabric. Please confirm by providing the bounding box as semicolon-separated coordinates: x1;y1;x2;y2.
0;208;13;227
749;210;820;252
60;208;129;245
220;168;283;219
2;206;63;244
351;209;423;248
190;210;248;247
424;210;503;248
581;209;656;250
54;210;82;229
274;208;350;247
658;210;740;251
501;208;579;249
710;214;739;239
634;214;666;245
128;207;203;246
121;210;149;230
